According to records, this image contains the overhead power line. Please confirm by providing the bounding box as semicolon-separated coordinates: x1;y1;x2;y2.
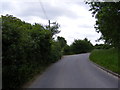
38;0;57;31
38;0;48;20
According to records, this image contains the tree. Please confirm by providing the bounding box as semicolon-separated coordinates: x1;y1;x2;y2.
46;23;60;38
71;39;93;54
86;2;120;48
57;36;67;49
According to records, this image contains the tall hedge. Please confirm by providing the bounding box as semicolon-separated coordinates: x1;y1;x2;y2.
2;14;62;88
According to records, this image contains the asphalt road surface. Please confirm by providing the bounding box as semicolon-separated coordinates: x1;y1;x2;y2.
28;53;118;88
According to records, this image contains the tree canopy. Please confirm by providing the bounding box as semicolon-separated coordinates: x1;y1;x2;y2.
57;36;67;49
63;38;93;55
86;2;120;48
71;38;93;54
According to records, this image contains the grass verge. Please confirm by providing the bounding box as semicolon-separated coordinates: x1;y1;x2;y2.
89;48;119;74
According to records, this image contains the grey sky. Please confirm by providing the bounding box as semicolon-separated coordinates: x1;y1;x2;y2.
1;0;104;45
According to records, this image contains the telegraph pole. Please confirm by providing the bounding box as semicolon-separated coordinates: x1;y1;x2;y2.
48;20;58;38
48;20;56;30
48;20;50;29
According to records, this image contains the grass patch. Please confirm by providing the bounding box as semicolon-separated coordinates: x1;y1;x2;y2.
89;48;119;74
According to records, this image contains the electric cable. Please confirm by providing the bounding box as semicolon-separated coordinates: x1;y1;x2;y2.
38;0;49;20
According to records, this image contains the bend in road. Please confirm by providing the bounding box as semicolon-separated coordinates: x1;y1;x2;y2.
28;53;118;88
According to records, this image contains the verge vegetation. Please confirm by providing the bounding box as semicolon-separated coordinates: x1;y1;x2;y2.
2;14;66;88
86;2;120;75
89;48;119;74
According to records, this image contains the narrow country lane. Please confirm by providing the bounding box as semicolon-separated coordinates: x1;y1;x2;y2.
28;53;118;88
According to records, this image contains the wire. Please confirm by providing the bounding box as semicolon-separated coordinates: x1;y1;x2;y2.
38;0;49;20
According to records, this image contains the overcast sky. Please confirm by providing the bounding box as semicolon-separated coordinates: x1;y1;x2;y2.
1;0;104;45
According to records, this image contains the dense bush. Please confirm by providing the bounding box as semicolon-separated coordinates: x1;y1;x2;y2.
94;44;113;49
49;41;62;63
63;38;93;55
71;39;93;54
63;45;73;55
2;14;62;88
57;36;67;49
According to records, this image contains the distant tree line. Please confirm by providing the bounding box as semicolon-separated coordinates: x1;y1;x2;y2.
63;38;93;55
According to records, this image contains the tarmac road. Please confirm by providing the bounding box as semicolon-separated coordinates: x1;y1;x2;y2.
28;53;118;88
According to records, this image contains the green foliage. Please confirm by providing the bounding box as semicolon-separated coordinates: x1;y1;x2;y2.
57;36;67;49
63;38;93;55
71;39;93;54
89;48;119;74
63;45;73;55
49;36;67;62
86;2;120;48
46;23;60;38
2;14;62;88
49;41;62;63
94;44;113;49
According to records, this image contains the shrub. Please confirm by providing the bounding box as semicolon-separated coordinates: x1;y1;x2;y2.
2;14;62;88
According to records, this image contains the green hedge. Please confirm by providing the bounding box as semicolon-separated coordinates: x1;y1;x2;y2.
2;15;62;88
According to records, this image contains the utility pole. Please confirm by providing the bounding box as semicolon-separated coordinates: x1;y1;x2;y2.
48;20;50;29
48;20;56;30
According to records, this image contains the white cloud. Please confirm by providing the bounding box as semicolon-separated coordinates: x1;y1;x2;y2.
1;0;104;45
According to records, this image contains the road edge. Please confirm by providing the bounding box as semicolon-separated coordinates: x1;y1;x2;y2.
22;57;64;88
89;60;120;78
